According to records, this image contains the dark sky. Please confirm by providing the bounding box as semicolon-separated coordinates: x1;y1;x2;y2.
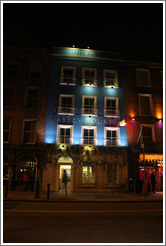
3;3;163;62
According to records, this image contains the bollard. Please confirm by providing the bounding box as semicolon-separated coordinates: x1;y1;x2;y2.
5;181;8;199
47;183;50;200
35;179;39;199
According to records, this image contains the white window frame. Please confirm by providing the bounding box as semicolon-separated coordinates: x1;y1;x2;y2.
3;118;12;143
103;69;119;88
58;94;75;115
104;127;120;146
104;97;120;117
23;119;37;144
140;124;156;143
136;68;151;87
138;94;153;116
81;126;97;145
60;66;76;85
82;96;97;115
82;68;97;86
57;125;73;145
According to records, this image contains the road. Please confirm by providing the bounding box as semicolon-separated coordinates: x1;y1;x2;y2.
3;201;163;243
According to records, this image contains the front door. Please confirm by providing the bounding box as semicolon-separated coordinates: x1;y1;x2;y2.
59;165;71;190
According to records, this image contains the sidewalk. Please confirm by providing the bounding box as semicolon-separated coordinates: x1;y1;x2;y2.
4;190;163;203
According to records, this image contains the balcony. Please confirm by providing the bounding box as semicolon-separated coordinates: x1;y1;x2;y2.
56;137;73;145
58;107;75;115
104;139;120;146
82;79;97;86
59;77;76;85
104;80;119;88
104;109;120;117
81;108;98;115
81;138;97;145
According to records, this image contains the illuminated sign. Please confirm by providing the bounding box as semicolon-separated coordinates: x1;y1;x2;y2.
118;120;126;127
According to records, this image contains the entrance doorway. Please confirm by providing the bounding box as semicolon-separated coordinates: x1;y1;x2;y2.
59;165;71;190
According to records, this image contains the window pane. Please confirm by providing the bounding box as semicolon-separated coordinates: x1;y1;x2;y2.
140;96;151;115
24;121;36;131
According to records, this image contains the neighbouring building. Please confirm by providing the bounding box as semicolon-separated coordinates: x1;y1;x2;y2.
124;60;163;192
3;46;50;192
43;47;128;193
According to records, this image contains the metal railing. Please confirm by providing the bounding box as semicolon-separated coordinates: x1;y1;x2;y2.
104;80;119;87
104;139;120;146
58;107;75;114
81;138;97;145
81;108;98;115
104;109;120;117
82;79;98;86
56;137;73;145
60;77;76;85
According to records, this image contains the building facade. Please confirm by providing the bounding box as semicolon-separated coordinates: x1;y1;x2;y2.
43;47;128;193
124;60;163;192
3;46;50;192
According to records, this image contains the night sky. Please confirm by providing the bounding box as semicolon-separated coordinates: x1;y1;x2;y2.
3;2;163;62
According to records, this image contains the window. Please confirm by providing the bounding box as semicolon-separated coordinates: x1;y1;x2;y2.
105;127;120;146
57;125;73;144
4;87;15;108
82;68;97;86
141;125;155;145
104;70;118;87
25;88;39;109
23;120;37;144
107;164;117;185
139;94;153;116
58;95;74;114
137;69;151;87
7;63;18;77
82;165;95;185
82;96;97;115
82;126;97;145
104;97;119;116
3;118;12;143
60;66;76;85
29;60;42;79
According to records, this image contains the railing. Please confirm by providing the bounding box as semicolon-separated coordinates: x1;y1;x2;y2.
58;107;75;115
81;138;97;145
104;80;119;88
82;79;98;86
104;139;120;146
56;137;73;145
81;108;98;115
59;77;76;85
104;109;120;117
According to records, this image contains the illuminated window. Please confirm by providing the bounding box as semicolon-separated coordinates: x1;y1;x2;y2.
23;120;37;144
82;96;97;115
7;63;18;77
57;125;73;144
82;165;95;184
25;88;39;109
3;118;12;143
138;94;153;116
137;69;151;87
104;97;120;117
4;87;15;108
29;60;42;79
58;95;74;114
82;68;97;86
107;164;117;185
104;70;118;87
60;66;76;85
105;127;120;146
82;126;97;145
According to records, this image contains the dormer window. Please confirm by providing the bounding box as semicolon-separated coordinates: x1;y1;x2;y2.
104;70;118;87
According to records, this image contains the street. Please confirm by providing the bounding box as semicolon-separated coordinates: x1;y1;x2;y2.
3;201;163;243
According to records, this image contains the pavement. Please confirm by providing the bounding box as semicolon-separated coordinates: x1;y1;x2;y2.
3;190;163;203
